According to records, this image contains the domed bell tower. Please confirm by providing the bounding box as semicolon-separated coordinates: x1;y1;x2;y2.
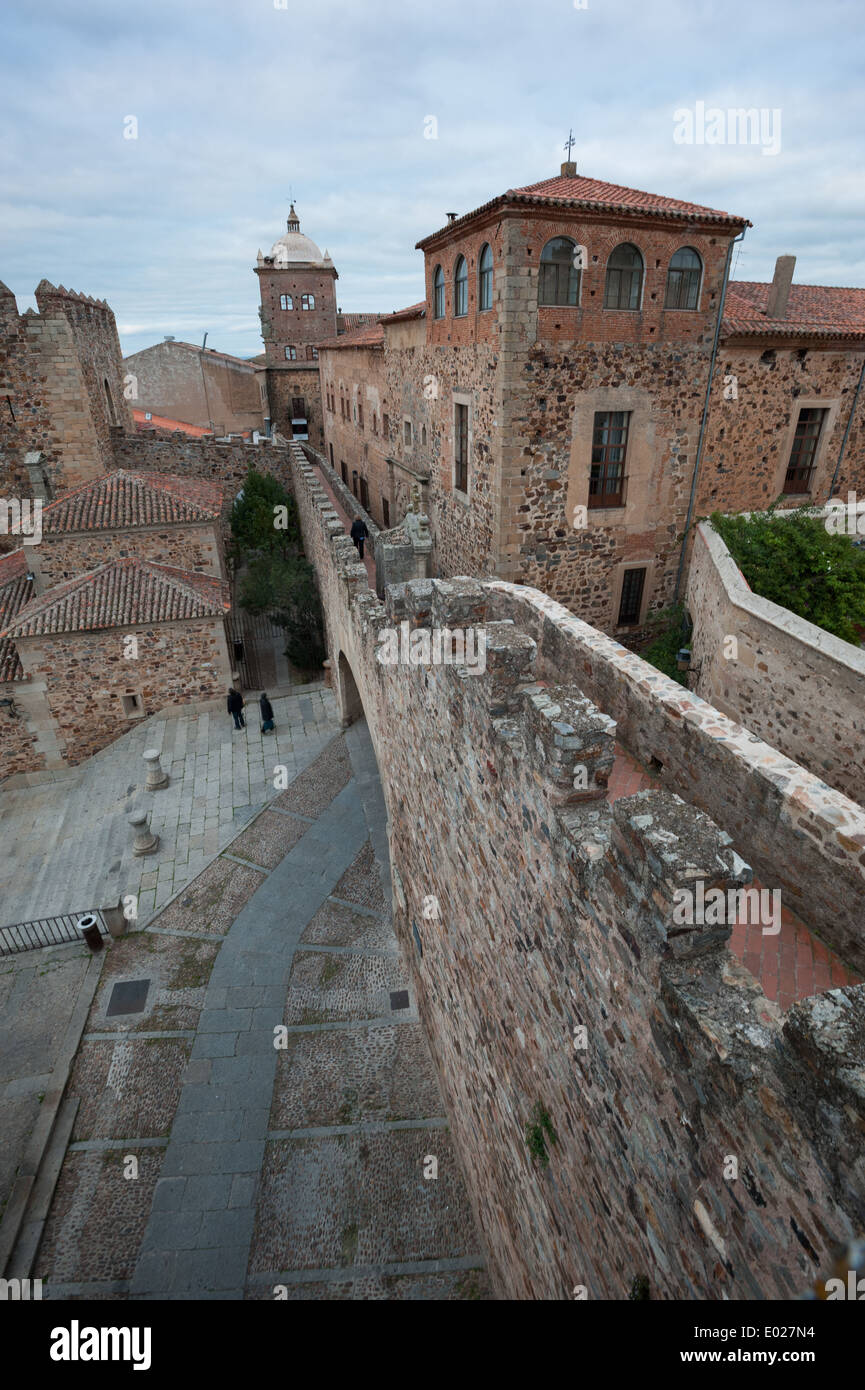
254;203;336;446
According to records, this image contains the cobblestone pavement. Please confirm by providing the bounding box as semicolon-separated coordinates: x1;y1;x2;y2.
0;685;339;930
33;723;490;1301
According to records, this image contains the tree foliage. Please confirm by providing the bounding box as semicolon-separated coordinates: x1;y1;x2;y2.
639;603;690;686
710;505;865;645
230;467;300;559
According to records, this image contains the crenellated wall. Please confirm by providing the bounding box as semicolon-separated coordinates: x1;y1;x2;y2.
288;438;865;1301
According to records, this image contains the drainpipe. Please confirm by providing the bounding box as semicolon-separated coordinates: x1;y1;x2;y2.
673;227;747;604
828;351;865;500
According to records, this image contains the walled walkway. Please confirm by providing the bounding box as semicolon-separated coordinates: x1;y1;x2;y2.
0;686;338;931
313;465;377;588
32;723;489;1300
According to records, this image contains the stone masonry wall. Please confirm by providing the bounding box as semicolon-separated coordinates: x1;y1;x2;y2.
287;440;865;1300
16;617;233;766
687;519;865;805
31;522;224;591
0;685;47;781
320;344;391;526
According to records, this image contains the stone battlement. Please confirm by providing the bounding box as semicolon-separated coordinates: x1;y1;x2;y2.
288;438;865;1300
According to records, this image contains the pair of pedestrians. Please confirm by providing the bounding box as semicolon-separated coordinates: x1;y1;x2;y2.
226;688;275;734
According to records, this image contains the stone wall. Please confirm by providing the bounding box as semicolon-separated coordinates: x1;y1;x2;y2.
0;686;47;781
319;344;390;525
287;439;865;1300
123;342;265;436
15;618;233;766
110;431;294;534
32;522;223;591
686;517;865;805
0;282;124;507
264;366;324;451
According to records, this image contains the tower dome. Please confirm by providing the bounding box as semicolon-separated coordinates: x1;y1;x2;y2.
262;204;330;266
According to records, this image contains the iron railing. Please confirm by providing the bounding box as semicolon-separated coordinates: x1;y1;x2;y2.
0;909;110;957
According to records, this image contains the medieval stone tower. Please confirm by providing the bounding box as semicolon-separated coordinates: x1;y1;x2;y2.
254;204;335;447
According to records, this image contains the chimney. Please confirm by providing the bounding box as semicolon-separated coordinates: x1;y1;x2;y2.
766;255;796;320
446;212;457;224
561;161;577;177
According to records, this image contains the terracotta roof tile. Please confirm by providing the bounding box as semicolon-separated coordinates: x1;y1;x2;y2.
1;557;230;640
0;550;33;682
317;321;385;350
417;173;749;247
132;409;213;436
42;470;223;535
338;312;386;331
723;281;865;339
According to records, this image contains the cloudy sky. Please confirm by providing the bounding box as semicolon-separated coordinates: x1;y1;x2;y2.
2;0;863;360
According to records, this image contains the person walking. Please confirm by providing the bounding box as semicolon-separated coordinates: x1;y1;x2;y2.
259;691;275;734
227;686;245;730
350;516;369;560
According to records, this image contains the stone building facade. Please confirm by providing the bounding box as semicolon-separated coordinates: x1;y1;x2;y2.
123;339;267;437
1;557;232;767
0;279;132;516
321;164;865;639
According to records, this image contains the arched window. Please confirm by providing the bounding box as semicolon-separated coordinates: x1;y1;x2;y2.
478;244;493;311
454;256;468;317
604;244;643;310
280;294;293;310
665;247;702;310
421;424;427;447
539;238;580;306
433;265;445;319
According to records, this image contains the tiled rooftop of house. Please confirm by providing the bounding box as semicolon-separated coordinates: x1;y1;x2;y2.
42;470;223;534
724;280;865;339
318;320;385;350
417;171;749;246
1;556;230;639
0;549;33;681
132;409;213;435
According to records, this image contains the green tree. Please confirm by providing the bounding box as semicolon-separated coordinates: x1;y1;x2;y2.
238;553;326;672
230;467;300;559
710;505;865;644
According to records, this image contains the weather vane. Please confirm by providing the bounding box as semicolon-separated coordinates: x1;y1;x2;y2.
564;130;576;161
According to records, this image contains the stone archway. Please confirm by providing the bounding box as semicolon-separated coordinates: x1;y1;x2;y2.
336;649;364;728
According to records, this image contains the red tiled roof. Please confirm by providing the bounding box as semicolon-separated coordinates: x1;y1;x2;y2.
339;313;386;332
0;550;33;682
42;471;223;535
417;173;749;247
1;557;230;639
382;302;426;323
318;321;385;350
723;281;865;340
133;409;212;436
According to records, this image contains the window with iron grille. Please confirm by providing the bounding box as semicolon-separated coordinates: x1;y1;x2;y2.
359;477;369;510
404;419;413;447
329;444;334;467
284;346;297;360
785;408;826;492
357;401;363;430
664;247;702;310
454;256;468;317
604;244;643;310
280;294;293;310
383;412;390;437
382;497;390;528
478;244;493;311
433;266;445;319
301;294;315;310
589;411;629;507
539;237;580;307
618;567;646;626
341;461;347;484
454;402;469;493
308;346;319;360
291;397;305;418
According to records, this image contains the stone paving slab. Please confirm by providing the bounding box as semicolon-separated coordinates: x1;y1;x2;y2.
227;810;310;869
37;1147;165;1284
300;898;396;952
269;1024;443;1129
0;686;338;929
248;1129;478;1274
283;951;413;1024
69;1039;191;1143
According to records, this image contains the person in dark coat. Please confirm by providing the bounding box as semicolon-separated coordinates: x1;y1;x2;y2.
349;516;369;560
227;686;245;730
259;692;275;734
